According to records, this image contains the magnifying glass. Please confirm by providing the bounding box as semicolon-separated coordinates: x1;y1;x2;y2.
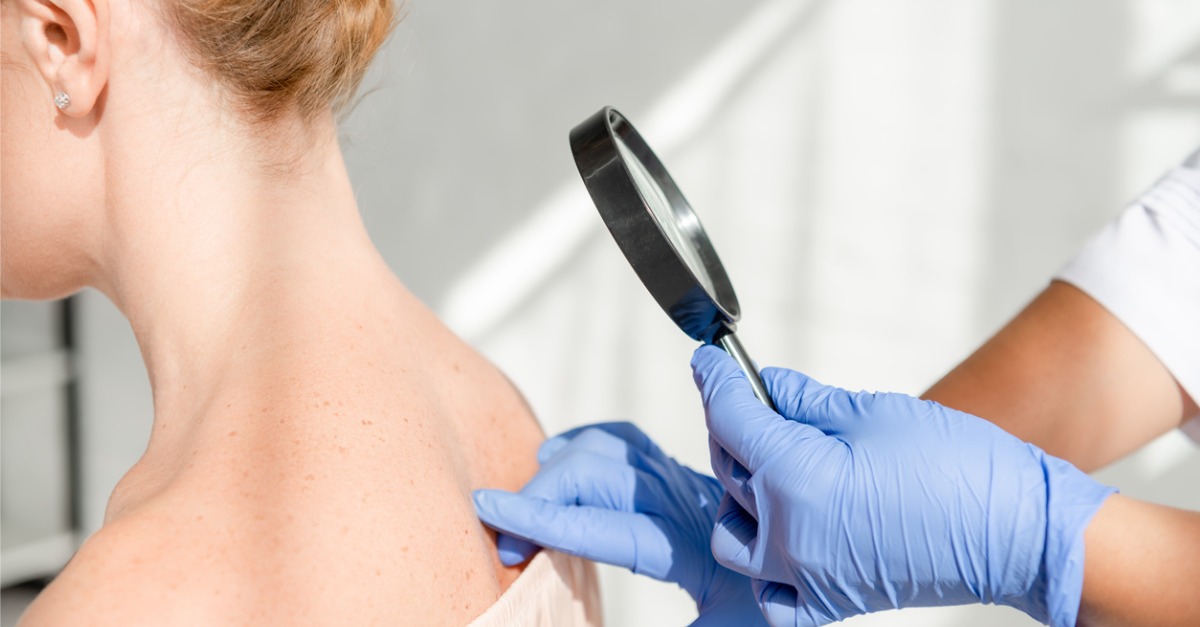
569;106;775;410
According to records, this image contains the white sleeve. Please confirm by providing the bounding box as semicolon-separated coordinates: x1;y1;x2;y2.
1055;148;1200;443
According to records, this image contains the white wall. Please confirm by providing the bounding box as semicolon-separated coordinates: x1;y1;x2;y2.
63;0;1199;625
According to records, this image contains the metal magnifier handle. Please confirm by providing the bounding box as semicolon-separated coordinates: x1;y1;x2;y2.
715;331;777;412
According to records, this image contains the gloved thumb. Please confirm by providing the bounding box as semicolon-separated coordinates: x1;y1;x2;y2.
692;345;821;474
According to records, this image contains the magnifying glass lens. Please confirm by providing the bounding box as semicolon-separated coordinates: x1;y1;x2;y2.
615;136;720;299
572;107;776;410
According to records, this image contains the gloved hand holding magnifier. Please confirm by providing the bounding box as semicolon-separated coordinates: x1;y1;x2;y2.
473;108;1192;627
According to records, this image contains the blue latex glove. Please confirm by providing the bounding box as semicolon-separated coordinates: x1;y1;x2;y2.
473;422;766;626
691;346;1116;627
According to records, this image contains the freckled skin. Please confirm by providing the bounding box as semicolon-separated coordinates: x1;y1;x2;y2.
23;286;546;625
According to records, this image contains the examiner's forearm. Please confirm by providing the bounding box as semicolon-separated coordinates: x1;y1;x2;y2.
923;281;1196;471
924;281;1200;624
1079;495;1200;627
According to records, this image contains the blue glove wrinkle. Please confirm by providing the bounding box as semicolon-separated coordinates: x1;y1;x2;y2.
753;579;800;627
708;437;757;514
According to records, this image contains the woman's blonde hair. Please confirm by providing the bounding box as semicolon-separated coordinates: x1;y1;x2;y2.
167;0;396;123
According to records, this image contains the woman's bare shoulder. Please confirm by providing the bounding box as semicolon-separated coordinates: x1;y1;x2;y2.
21;344;545;626
19;509;238;625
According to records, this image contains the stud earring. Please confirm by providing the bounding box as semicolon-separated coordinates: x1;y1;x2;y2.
54;91;71;111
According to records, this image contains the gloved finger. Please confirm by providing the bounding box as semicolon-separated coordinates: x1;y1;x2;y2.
538;425;673;484
752;579;813;627
500;430;621;565
760;367;850;435
473;489;673;579
482;448;648;566
495;447;657;566
496;533;540;566
537;427;591;464
710;493;762;576
537;428;695;508
709;436;756;514
516;448;638;512
692;346;824;474
538;421;670;466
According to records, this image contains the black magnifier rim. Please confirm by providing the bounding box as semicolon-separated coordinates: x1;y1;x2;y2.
569;106;741;342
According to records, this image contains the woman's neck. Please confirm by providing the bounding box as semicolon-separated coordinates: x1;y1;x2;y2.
95;118;403;442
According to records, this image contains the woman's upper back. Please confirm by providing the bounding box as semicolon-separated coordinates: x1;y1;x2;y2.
22;284;550;625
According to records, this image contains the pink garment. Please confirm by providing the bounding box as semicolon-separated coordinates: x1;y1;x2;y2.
466;550;603;627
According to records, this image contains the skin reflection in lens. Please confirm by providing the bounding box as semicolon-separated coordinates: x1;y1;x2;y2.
615;135;719;298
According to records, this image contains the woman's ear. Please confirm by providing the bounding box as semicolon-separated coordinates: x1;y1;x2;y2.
16;0;109;118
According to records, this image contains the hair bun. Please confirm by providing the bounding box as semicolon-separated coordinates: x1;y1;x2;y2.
169;0;396;122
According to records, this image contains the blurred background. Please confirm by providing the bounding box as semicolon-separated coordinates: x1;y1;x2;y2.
3;0;1198;624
